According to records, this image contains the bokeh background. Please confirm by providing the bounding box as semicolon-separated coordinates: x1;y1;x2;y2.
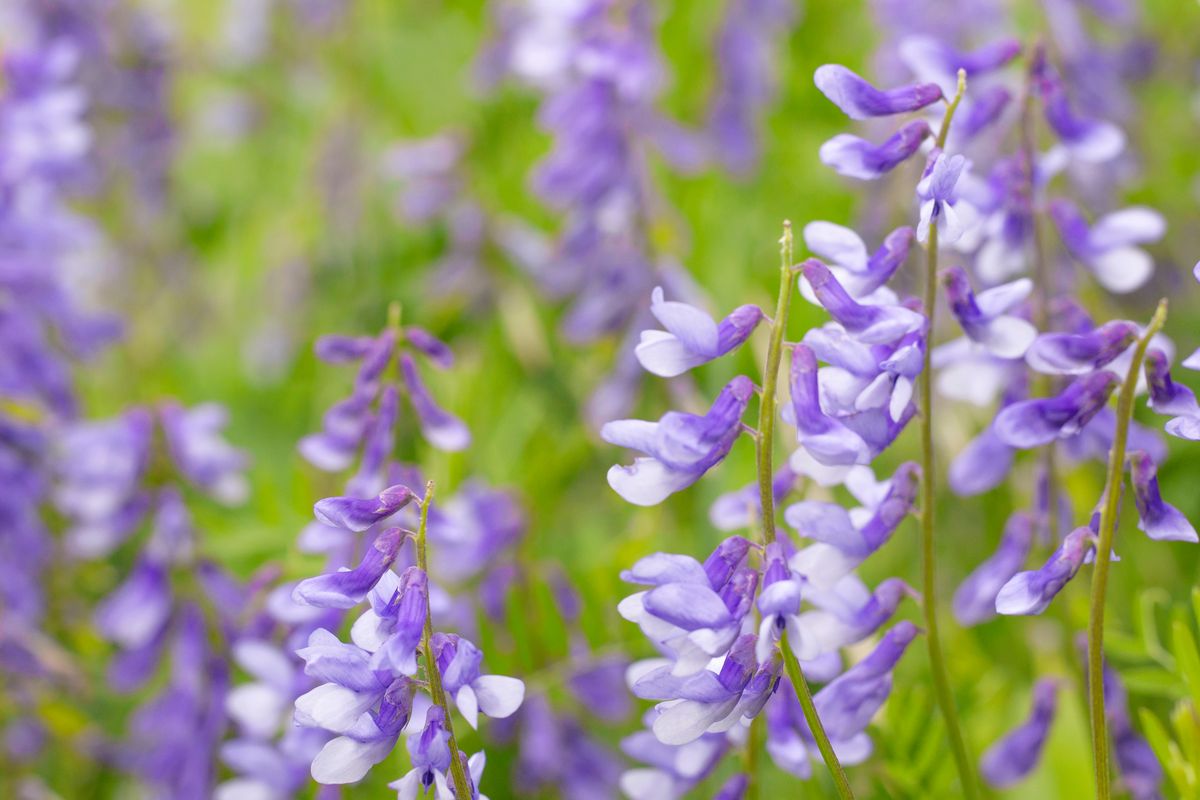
12;0;1200;797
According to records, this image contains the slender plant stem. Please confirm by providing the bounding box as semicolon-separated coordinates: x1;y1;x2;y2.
755;222;796;546
1087;299;1168;800
416;480;472;800
756;222;855;799
918;69;981;800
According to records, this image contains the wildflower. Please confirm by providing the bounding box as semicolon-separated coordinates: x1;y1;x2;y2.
634;287;764;377
995;527;1093;615
1129;451;1197;542
980;679;1058;787
954;512;1035;625
994;371;1120;448
814;65;943;119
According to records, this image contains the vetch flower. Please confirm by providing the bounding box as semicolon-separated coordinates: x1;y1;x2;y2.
350;567;429;676
995;527;1093;615
602;376;754;506
954;512;1035;625
432;633;526;728
898;36;1021;94
787;462;920;588
994;371;1120;449
916;151;974;244
800;260;925;344
942;266;1036;359
979;678;1058;788
789;344;871;467
1025;320;1139;376
802;224;915;299
819;120;932;180
1144;348;1200;439
292;527;407;609
313;485;416;531
1048;199;1164;294
400;354;470;452
814;64;943;119
1035;53;1125;163
634;287;763;378
1129;451;1197;543
787;575;915;661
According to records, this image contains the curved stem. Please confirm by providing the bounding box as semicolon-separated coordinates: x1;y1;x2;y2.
757;222;854;799
919;69;981;800
416;481;472;800
1087;299;1168;800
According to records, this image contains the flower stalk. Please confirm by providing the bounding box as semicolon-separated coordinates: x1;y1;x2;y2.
919;69;981;800
1087;299;1168;800
759;222;854;799
416;480;472;800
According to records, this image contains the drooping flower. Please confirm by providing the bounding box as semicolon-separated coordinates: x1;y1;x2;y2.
814;64;943;119
954;512;1035;625
994;371;1120;448
634;287;763;377
1144;348;1200;439
819;120;933;180
980;678;1058;787
602;376;754;506
1128;451;1198;543
432;633;526;729
942;266;1036;359
1025;320;1139;375
995;527;1093;615
1048;199;1164;294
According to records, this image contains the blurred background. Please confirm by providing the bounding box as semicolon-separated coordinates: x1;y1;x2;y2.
6;0;1200;797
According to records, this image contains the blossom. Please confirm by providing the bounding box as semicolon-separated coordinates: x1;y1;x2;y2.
634;287;763;377
1129;451;1197;543
432;633;526;728
995;527;1093;615
788;576;915;661
802;223;915;299
800;260;925;344
980;679;1058;787
292;527;407;609
819;120;932;180
954;512;1035;625
916;151;974;244
1144;348;1200;439
1025;320;1139;375
1048;199;1164;294
994;371;1120;449
1034;51;1125;163
387;707;480;799
619;537;757;675
313;485;416;531
942;266;1036;359
814;64;943;119
349;567;429;676
602;376;754;506
897;36;1021;94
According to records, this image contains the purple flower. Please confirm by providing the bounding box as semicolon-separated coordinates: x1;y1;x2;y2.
789;344;871;467
388;707;482;799
788;575;915;661
819;120;932;180
948;422;1016;497
1048;199;1164;294
400;354;470;452
1101;663;1164;800
788;462;920;588
349;567;429;677
633;635;779;745
313;485;416;531
94;556;172;650
814;64;943;119
432;633;526;728
160;402;249;505
916;151;974;244
801;260;925;344
714;773;749;800
710;464;797;531
942;266;1036;359
602;376;754;506
810;622;918;755
634;287;763;377
1144;348;1200;439
1025;320;1139;375
994;371;1120;449
1129;451;1197;543
996;527;1093;615
293;528;407;609
980;679;1058;787
898;36;1021;94
618;728;726;799
954;512;1035;625
304;677;414;785
802;223;915;299
1035;53;1125;163
619;537;756;675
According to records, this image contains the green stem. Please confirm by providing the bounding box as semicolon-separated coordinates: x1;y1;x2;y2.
919;69;981;800
416;481;472;800
780;630;855;799
759;223;854;799
1087;299;1168;800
